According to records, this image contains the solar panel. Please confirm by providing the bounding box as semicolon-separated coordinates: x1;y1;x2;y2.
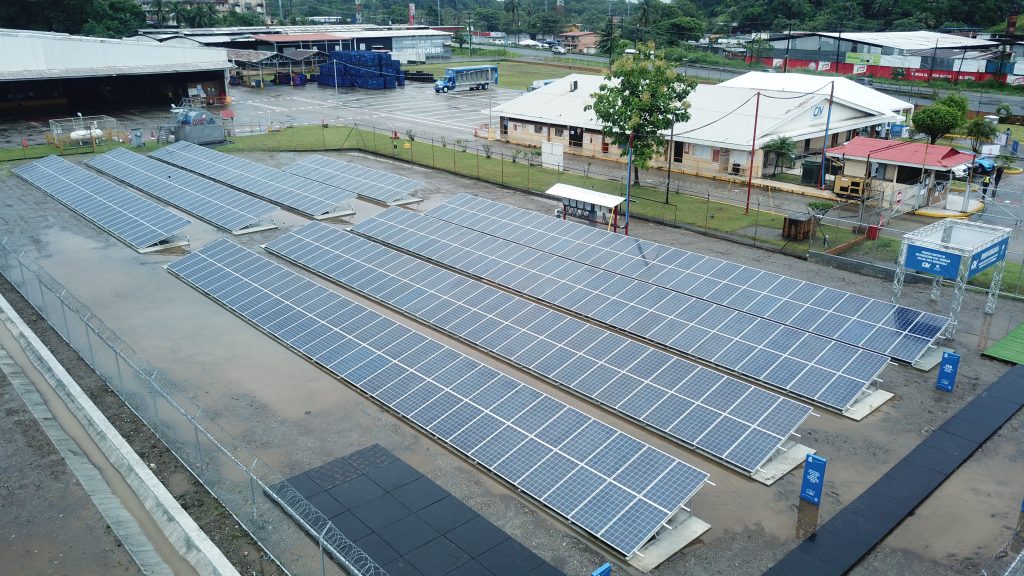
149;141;355;219
167;239;709;558
12;155;190;251
353;209;891;415
283;155;422;206
266;222;812;475
86;148;277;234
430;194;947;363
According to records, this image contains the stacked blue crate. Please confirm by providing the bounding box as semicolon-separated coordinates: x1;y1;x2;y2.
318;51;402;90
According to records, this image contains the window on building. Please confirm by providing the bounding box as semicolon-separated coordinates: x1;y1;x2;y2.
691;144;711;159
534;124;543;134
554;128;564;137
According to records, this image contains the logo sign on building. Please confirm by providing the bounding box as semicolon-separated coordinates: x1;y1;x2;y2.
968;237;1009;279
905;244;962;279
810;104;826;120
936;351;960;392
853;64;868;75
845;53;882;65
800;454;827;506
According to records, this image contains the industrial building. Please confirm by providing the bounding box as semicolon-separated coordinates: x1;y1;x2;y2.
488;71;912;179
758;31;1018;83
0;28;232;118
133;24;451;63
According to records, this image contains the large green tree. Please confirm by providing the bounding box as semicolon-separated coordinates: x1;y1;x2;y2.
761;136;796;175
912;105;963;144
586;42;697;183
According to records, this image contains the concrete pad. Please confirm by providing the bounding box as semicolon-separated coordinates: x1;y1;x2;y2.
753;440;814;486
913;345;950;371
627;512;710;573
844;388;894;421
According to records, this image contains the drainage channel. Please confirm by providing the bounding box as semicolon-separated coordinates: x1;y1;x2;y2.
0;320;201;576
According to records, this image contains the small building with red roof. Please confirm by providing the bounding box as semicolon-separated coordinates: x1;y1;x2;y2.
826;136;975;212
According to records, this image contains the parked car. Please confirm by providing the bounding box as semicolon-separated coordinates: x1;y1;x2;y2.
539;39;558;47
853;77;874;87
975;156;996;173
950;163;971;178
551;45;567;54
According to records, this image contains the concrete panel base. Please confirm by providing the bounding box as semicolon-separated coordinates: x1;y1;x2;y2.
628;511;711;573
754;441;815;486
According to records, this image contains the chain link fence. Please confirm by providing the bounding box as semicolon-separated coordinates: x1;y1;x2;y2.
0;238;388;576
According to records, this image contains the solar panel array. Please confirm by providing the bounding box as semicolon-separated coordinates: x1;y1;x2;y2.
284;155;421;205
149;141;356;218
86;148;277;233
12;155;190;250
266;222;812;475
430;195;947;363
354;209;890;414
167;239;709;558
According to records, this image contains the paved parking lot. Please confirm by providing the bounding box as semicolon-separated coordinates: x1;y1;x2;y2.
228;82;522;137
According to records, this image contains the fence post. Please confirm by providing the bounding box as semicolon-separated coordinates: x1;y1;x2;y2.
319;524;330;576
83;314;97;367
17;258;27;288
35;275;47;312
754;197;761;244
249;457;259;522
148;372;161;429
193;408;204;471
59;291;71;341
430;137;435;168
113;351;125;396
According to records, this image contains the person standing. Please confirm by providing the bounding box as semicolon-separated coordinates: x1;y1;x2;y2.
993;165;1005;199
982;174;992;198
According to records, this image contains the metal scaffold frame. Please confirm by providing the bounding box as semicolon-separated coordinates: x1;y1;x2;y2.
892;219;1012;338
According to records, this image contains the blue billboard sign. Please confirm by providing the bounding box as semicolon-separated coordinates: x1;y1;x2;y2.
799;454;828;506
936;351;960;392
591;563;612;576
968;237;1009;279
1013;140;1020;155
905;244;962;279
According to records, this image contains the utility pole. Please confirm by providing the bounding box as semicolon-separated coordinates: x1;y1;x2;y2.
437;0;440;26
783;25;792;72
833;29;842;75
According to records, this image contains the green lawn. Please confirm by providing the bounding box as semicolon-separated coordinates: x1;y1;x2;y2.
402;61;595;92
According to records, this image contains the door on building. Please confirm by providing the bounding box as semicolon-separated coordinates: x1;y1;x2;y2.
501;118;508;137
672;141;684;163
569;127;583;148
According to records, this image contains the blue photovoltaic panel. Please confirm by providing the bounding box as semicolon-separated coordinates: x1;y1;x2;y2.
86;148;277;233
12;155;190;250
429;194;947;363
265;222;812;475
353;209;890;415
150;141;355;218
166;239;708;558
284;155;421;205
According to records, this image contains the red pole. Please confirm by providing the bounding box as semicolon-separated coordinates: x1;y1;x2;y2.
745;91;761;215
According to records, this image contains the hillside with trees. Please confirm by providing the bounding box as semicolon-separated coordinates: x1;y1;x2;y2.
0;0;1012;39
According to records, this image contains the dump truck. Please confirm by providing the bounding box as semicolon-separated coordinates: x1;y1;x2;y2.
433;65;499;93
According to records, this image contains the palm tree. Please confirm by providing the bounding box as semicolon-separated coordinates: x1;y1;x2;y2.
151;0;168;26
192;3;217;27
761;136;796;176
635;0;652;43
503;0;519;33
169;1;189;26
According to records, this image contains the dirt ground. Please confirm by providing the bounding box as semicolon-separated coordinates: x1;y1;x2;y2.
0;149;1022;576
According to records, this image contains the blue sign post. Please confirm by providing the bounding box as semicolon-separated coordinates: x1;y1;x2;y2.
799;454;828;506
591;563;612;576
905;245;962;279
936;351;960;392
968;237;1009;279
1013;140;1020;155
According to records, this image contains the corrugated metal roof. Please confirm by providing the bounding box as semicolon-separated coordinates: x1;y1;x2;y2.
0;61;231;81
720;72;913;114
814;31;996;51
826;136;976;169
252;33;348;42
0;29;231;81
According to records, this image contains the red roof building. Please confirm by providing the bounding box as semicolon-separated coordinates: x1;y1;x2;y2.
826;136;974;171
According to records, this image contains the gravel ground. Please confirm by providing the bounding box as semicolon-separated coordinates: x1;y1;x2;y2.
0;272;286;576
1;149;1022;576
0;358;141;576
